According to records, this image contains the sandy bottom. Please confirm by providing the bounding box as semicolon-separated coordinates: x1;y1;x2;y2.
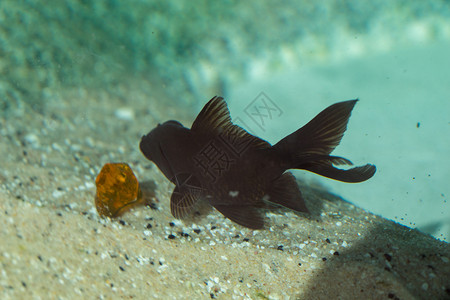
1;44;450;299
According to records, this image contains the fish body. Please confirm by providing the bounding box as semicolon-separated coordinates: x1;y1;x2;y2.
140;96;376;229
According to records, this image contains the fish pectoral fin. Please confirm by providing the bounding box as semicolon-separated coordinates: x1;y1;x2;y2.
214;204;264;229
266;172;309;213
170;186;201;219
303;163;376;183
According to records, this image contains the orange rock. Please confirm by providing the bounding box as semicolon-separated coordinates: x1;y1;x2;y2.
95;163;142;218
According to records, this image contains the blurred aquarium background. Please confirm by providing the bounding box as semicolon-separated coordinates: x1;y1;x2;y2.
1;0;449;241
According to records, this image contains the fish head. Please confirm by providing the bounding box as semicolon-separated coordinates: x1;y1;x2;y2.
140;120;184;160
139;120;191;180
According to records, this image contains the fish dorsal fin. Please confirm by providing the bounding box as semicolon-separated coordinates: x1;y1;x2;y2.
191;96;231;136
265;172;309;213
191;96;271;150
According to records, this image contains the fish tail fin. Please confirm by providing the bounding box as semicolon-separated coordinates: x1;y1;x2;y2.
273;99;376;182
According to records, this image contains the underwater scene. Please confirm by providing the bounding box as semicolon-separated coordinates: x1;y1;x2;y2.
1;0;449;299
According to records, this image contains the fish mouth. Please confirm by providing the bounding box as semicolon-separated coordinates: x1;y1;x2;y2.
139;133;154;161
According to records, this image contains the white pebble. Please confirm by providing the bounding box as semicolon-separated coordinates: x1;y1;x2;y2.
115;107;135;121
85;181;95;189
52;190;64;198
52;142;64;152
24;133;40;147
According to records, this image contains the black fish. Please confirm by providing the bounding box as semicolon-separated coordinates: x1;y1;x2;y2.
140;96;376;229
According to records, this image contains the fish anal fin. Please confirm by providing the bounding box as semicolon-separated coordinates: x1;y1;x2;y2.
214;204;264;229
266;172;309;213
